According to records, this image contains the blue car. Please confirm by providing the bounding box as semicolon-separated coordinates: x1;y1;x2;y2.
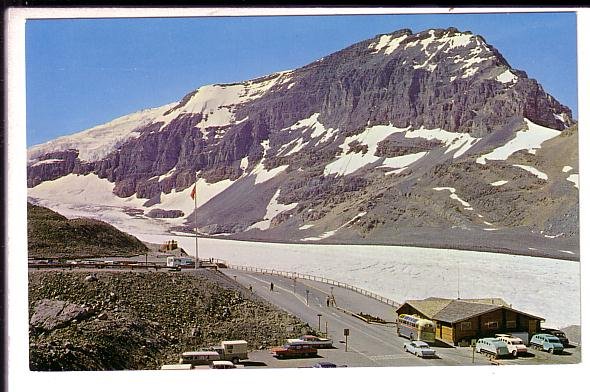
530;334;564;354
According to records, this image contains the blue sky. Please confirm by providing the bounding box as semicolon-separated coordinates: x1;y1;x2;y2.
26;12;578;146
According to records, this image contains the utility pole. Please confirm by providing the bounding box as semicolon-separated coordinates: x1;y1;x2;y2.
306;289;309;306
317;313;322;332
193;171;198;270
457;259;460;299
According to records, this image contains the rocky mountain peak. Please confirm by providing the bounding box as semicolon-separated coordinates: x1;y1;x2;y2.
27;27;579;259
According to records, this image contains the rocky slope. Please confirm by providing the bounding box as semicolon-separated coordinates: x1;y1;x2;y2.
27;27;579;258
28;203;148;259
29;270;310;370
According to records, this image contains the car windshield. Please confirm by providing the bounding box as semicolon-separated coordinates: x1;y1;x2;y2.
547;337;561;343
416;342;429;348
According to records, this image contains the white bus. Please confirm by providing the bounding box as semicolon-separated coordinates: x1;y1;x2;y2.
179;351;220;365
396;314;436;343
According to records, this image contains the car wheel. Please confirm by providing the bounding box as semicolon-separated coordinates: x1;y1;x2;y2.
548;348;553;354
512;350;517;357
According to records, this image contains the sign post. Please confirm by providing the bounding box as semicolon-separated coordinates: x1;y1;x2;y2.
344;328;349;352
317;313;322;331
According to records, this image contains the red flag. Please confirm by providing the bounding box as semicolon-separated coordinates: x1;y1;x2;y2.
190;185;196;200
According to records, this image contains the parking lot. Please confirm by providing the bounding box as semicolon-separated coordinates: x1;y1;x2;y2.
210;337;581;369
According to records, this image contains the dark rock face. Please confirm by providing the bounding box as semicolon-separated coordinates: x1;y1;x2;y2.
146;209;184;218
26;27;579;255
30;299;94;331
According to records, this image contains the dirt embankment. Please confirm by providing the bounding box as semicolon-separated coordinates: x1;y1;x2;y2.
29;269;311;371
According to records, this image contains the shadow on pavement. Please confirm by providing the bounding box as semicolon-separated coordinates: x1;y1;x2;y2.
241;361;268;367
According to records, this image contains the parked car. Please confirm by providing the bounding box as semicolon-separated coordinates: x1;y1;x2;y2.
475;338;510;359
312;362;338;368
287;335;333;348
209;360;237;369
495;334;528;357
541;328;569;347
530;334;564;354
271;343;317;359
403;341;437;358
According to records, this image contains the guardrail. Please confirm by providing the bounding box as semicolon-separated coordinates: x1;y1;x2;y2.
225;263;400;307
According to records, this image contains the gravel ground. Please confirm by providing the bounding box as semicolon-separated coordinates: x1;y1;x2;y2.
28;269;312;371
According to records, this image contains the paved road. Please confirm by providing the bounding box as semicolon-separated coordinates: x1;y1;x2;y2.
222;269;492;367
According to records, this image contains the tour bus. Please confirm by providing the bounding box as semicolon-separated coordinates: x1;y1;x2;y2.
396;314;436;343
179;351;220;365
166;256;195;268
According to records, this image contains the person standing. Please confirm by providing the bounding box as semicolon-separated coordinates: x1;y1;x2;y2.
270;282;274;292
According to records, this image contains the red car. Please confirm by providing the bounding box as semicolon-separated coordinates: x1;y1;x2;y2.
271;343;317;359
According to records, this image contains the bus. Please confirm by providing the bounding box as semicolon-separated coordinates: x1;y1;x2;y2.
396;314;436;343
179;351;220;365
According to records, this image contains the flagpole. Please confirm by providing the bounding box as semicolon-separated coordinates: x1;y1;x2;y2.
194;172;199;270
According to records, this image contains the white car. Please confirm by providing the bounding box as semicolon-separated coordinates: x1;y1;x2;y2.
287;335;333;348
403;341;437;358
495;334;528;357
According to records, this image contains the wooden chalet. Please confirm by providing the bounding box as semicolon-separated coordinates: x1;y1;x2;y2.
396;297;545;345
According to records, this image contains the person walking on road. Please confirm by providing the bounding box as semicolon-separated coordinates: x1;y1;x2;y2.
270;282;274;292
326;296;330;307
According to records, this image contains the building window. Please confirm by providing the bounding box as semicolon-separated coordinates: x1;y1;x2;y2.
506;320;517;328
460;321;471;330
485;321;499;329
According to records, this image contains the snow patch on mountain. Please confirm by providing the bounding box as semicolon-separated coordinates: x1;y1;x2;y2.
159;177;235;215
286;113;338;146
28;173;148;208
378;152;428;172
154;71;293;133
369;33;408;55
246;189;298;231
254;165;289;185
490;180;509;186
433;187;471;208
405;126;480;158
496;69;518;84
513;164;548;180
31;158;65;167
324;124;411;176
567;174;579;188
301;212;367;242
158;167;177;182
476;119;561;164
28;103;177;163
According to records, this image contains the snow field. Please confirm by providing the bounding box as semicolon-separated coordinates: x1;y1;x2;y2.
27;103;177;163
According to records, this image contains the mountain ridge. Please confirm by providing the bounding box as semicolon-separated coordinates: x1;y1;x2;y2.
27;27;579;259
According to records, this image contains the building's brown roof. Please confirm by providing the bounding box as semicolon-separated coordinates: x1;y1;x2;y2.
398;297;544;323
434;300;500;323
405;298;452;318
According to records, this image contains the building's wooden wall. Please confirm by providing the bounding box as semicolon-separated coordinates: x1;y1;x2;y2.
397;303;542;345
